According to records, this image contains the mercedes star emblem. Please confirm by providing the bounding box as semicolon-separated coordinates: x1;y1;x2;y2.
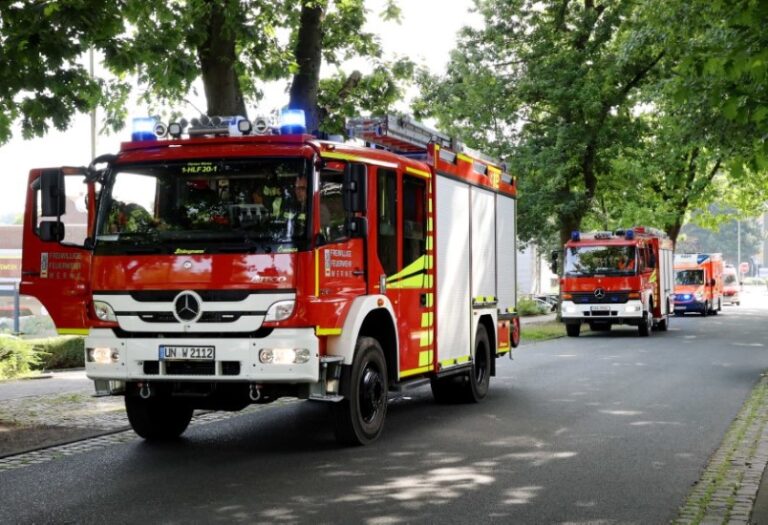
173;291;202;323
593;288;605;300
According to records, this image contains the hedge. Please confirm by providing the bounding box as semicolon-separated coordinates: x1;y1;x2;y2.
0;336;84;380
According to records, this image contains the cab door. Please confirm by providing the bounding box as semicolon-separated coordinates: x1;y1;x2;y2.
374;166;434;379
20;169;94;334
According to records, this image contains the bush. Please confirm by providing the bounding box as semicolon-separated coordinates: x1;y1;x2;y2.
0;335;42;379
0;336;84;380
29;336;85;370
518;297;548;316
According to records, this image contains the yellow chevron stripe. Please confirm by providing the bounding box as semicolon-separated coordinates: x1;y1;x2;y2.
57;328;89;336
406;166;431;179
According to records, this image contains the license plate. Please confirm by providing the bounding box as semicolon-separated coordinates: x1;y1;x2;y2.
159;345;215;361
590;305;610;312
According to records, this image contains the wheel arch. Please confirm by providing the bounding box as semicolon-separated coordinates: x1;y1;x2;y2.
326;295;398;371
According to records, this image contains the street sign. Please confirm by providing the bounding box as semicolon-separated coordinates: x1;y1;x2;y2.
739;262;749;274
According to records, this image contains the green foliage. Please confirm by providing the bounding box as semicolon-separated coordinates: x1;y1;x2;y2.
517;297;548;316
0;1;404;143
677;213;763;266
0;336;41;379
0;336;83;380
521;321;567;342
29;336;85;371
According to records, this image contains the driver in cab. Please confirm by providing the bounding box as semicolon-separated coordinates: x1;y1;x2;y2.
617;254;635;271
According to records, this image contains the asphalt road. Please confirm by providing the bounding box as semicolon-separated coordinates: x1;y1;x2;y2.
1;289;767;524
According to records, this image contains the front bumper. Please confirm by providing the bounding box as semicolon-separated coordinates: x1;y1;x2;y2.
674;299;705;313
560;300;644;325
85;328;320;384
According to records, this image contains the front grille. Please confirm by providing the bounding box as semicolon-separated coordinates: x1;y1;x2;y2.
142;360;240;376
143;361;159;375
166;361;215;375
571;292;629;304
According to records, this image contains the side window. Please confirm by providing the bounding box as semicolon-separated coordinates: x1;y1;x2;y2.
319;169;346;243
637;246;647;272
36;174;91;245
402;176;426;267
377;169;398;275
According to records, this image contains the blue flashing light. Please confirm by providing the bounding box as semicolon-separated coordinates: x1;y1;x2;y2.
132;117;157;142
571;231;580;242
279;109;306;134
625;229;635;240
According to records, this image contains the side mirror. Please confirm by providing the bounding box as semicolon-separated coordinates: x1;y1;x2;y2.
345;217;367;238
39;221;65;242
343;163;367;213
40;169;66;217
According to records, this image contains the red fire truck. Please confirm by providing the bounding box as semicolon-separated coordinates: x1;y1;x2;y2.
673;253;724;315
558;227;675;337
20;113;519;445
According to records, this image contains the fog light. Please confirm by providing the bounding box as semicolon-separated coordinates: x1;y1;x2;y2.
87;347;119;364
259;348;310;365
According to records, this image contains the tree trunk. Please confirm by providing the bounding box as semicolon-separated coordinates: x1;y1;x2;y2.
197;0;246;117
289;1;324;135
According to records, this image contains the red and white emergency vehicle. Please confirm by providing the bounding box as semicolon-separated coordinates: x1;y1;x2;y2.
722;264;740;306
558;227;675;336
20;112;519;445
673;253;724;315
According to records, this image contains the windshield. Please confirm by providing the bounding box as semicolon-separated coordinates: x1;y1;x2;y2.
724;272;737;285
95;158;311;253
564;245;636;276
676;270;704;285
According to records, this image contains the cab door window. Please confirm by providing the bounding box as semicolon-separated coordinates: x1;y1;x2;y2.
377;168;397;275
318;169;346;243
402;176;426;267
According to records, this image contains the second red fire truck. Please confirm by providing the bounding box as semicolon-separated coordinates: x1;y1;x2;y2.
20;113;519;445
557;227;675;337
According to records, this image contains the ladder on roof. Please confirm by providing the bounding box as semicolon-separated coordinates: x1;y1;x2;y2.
346;114;503;167
346;115;451;154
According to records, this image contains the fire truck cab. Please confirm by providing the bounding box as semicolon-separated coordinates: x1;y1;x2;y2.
558;227;675;337
673;253;724;315
20;113;519;445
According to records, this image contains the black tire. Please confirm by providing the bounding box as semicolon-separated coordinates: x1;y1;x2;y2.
701;303;708;316
334;337;388;446
657;314;669;331
674;311;684;317
462;324;491;403
638;309;652;337
125;396;193;440
430;375;460;404
566;323;581;337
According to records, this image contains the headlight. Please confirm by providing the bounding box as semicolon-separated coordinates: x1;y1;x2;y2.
563;305;577;314
86;347;120;364
93;301;117;322
264;300;295;322
259;348;310;365
694;292;703;300
625;304;641;313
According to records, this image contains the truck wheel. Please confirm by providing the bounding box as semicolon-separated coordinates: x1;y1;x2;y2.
334;337;388;446
125;396;193;440
566;323;581;337
463;324;491;402
701;303;708;317
657;314;669;331
638;311;652;337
